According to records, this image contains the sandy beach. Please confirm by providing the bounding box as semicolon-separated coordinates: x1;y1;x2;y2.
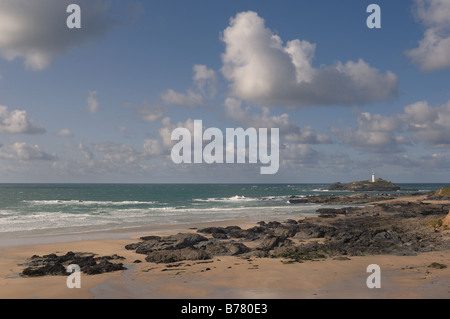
1;205;449;300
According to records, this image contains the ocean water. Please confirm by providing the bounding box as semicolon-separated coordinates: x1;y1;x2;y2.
0;183;445;239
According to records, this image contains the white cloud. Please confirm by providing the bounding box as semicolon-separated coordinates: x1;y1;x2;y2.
93;142;140;164
56;129;74;137
0;142;56;161
87;91;99;113
0;0;116;70
161;65;217;108
406;0;450;71
223;98;331;144
221;11;398;107
160;89;204;108
356;112;403;132
401;100;450;147
159;117;196;147
333;99;450;152
124;100;167;123
143;139;165;156
284;127;332;144
0;105;45;134
280;143;320;168
332;111;410;153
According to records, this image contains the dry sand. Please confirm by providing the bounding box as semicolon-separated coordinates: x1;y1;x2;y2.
0;224;449;299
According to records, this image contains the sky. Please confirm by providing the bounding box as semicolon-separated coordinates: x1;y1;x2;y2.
0;0;450;184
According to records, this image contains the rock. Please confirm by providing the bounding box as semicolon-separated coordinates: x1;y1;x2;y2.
428;262;447;269
145;248;211;263
197;227;227;236
83;260;126;275
22;263;66;277
317;208;347;218
20;252;126;277
132;238;162;255
258;235;290;251
289;193;407;205
165;233;209;249
205;243;251;256
131;233;209;254
199;225;266;241
294;223;330;240
123;193;450;266
273;224;298;238
329;178;400;191
139;235;161;241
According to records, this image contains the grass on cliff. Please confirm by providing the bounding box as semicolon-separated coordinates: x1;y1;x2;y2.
435;186;450;197
350;179;396;186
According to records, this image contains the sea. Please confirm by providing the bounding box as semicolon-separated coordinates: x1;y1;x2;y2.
0;183;445;245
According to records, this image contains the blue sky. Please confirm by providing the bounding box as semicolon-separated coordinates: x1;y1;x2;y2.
1;0;450;183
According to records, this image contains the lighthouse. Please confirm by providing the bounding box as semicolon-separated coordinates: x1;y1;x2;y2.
371;173;376;183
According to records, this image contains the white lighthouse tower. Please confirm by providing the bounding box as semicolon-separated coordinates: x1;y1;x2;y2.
371;173;376;183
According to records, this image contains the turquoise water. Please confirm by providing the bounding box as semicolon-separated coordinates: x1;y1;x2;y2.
0;183;445;237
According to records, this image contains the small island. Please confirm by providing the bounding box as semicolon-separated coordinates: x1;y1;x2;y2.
329;174;400;192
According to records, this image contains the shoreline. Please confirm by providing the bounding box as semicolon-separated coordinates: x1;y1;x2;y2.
1;233;449;299
1;194;449;299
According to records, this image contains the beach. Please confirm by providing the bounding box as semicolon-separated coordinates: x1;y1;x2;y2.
1;193;449;300
1;240;449;299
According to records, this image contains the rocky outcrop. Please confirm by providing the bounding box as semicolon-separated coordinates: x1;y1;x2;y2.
288;192;415;205
428;186;450;200
21;252;126;277
124;196;450;264
329;178;400;191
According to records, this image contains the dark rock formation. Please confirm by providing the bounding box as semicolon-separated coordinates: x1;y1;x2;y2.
21;252;126;277
145;247;211;263
124;195;450;264
329;178;400;191
289;193;410;205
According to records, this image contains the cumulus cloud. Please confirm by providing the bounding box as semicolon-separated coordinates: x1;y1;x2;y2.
332;99;450;153
158;117;196;147
0;142;56;161
220;11;398;107
406;0;450;72
0;0;116;70
401;100;450;147
223;98;331;144
87;91;100;113
332;111;410;153
143;139;165;156
93;142;140;164
161;64;217;108
0;105;45;134
281;143;319;165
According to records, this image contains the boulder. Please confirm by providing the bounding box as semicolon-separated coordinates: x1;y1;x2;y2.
205;243;251;256
258;235;290;251
144;248;211;263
